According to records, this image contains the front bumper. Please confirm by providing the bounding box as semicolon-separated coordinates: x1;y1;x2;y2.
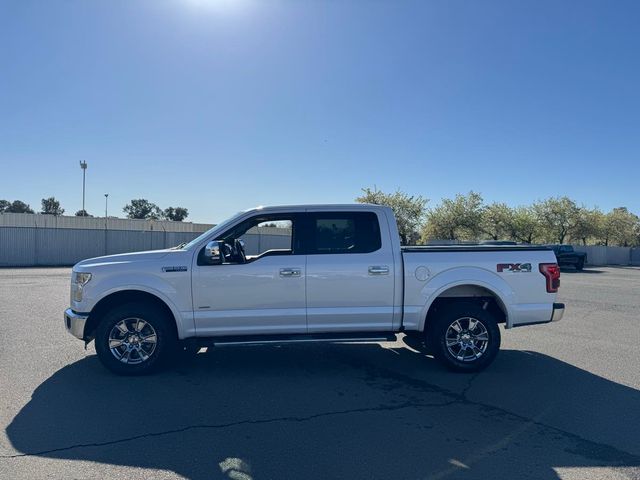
551;302;565;322
64;308;88;340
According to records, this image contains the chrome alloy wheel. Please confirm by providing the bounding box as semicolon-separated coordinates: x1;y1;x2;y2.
445;317;489;362
108;318;158;364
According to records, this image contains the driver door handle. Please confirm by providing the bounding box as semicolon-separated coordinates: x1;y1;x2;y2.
368;265;389;275
279;268;301;277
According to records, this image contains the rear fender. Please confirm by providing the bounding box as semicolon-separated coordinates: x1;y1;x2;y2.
417;267;516;331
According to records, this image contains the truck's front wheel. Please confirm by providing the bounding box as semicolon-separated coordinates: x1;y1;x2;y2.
95;302;176;375
430;302;501;372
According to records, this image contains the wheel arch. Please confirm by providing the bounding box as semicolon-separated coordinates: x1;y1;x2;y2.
84;289;180;342
418;278;514;333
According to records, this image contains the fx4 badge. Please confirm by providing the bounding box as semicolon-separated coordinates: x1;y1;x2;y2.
497;263;532;273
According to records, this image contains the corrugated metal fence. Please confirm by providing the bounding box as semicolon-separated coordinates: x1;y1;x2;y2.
0;213;292;267
0;226;292;267
0;227;291;267
0;227;202;267
573;245;640;266
0;212;213;232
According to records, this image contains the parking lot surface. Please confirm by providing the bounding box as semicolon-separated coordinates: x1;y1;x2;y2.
1;266;639;480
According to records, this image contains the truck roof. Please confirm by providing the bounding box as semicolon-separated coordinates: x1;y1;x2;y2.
243;203;389;213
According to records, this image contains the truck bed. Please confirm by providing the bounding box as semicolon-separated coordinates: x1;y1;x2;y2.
400;244;558;330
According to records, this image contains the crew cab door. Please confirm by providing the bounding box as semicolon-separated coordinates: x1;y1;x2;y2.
304;211;395;332
191;214;306;336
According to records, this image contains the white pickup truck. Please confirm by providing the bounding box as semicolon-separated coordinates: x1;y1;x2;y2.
65;204;564;375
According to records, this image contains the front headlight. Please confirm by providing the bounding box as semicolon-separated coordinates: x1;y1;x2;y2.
73;272;92;286
72;272;92;302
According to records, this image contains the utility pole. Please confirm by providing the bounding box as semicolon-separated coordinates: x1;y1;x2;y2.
80;161;87;215
104;193;109;218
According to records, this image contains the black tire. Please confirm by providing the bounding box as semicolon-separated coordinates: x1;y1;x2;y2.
95;302;177;375
428;302;501;372
575;261;584;271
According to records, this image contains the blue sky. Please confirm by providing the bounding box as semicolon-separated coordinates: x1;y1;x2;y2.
1;0;639;223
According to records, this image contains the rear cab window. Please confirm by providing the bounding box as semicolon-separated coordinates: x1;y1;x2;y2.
304;212;382;254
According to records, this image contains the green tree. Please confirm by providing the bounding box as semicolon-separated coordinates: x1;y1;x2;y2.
571;208;603;245
508;206;540;244
123;199;162;220
602;207;639;246
357;187;427;245
75;209;92;217
532;197;580;244
422;192;484;241
41;197;65;216
5;200;34;214
480;202;513;240
163;207;189;222
0;199;10;213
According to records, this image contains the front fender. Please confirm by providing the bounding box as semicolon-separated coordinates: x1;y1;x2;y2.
416;267;516;331
82;271;193;339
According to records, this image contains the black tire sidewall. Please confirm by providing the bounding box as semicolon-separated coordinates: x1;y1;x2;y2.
430;302;501;372
95;302;175;375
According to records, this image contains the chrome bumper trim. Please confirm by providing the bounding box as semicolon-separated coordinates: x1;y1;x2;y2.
64;308;88;340
551;302;565;322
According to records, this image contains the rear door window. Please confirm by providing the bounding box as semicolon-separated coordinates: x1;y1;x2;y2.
305;212;381;254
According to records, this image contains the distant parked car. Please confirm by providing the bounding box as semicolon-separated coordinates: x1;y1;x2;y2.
546;244;587;270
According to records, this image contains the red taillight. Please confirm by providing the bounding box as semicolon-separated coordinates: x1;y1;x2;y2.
539;263;560;293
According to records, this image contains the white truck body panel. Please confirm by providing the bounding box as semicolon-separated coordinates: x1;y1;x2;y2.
71;249;196;337
401;251;557;330
305;208;396;333
192;253;307;336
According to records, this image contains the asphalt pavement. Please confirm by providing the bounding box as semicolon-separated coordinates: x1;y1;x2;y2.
0;266;639;480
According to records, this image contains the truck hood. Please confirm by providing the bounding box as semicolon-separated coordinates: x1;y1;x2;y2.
74;249;174;270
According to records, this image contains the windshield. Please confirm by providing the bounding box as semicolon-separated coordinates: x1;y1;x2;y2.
180;211;246;250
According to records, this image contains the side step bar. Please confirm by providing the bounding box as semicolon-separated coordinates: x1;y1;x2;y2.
186;332;398;349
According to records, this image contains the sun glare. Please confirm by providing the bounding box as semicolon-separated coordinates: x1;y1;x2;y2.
184;0;252;13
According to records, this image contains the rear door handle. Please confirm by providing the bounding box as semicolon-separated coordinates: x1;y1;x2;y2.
280;268;301;277
368;265;389;275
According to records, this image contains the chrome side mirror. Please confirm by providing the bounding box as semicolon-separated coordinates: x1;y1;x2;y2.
203;240;223;265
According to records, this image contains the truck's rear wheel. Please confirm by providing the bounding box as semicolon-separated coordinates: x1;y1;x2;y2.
429;302;500;372
95;302;176;375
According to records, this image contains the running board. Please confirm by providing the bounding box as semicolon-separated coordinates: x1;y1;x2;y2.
188;332;397;348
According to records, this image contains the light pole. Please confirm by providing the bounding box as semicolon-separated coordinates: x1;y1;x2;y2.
79;161;87;215
104;193;109;255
